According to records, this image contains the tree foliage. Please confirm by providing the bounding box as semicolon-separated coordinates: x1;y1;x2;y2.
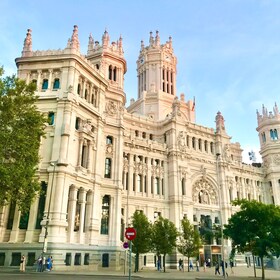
0;67;46;212
151;216;178;272
177;218;202;271
131;211;153;272
224;199;280;280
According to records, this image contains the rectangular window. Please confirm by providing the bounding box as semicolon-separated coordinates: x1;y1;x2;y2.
19;211;30;229
0;253;5;266
7;201;16;230
27;252;35;266
155;177;160;195
35;182;47;229
104;158;111;178
84;253;89;265
74;253;81;265
65;253;71;266
11;253;21;266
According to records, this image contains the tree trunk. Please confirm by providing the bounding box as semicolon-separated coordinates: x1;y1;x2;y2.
187;256;190;272
261;256;265;280
134;252;139;272
253;255;256;278
163;254;166;272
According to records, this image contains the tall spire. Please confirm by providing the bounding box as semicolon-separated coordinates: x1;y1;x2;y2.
118;35;123;54
22;29;32;57
70;25;80;51
87;33;94;55
102;29;110;48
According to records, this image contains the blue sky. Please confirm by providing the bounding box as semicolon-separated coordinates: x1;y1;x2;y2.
1;0;280;162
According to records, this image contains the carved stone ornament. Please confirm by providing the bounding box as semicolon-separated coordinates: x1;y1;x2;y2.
273;154;280;165
106;144;113;156
106;100;117;116
192;179;218;205
177;131;187;152
223;144;231;162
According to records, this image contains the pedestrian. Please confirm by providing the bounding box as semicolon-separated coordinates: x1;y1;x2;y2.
196;260;200;271
157;258;161;271
207;258;211;267
220;260;228;277
203;261;207;272
230;260;234;274
20;255;26;272
36;256;42;272
215;261;220;275
50;256;53;270
189;260;194;270
178;258;183;271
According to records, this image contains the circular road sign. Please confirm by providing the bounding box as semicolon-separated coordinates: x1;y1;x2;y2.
123;241;129;249
125;227;136;241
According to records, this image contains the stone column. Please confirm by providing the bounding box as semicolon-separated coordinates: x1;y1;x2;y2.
67;185;78;243
9;206;20;242
48;69;53;90
77;137;84;167
24;195;40;243
79;188;87;243
37;70;42;91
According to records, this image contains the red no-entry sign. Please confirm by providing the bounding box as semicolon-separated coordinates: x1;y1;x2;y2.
125;227;136;241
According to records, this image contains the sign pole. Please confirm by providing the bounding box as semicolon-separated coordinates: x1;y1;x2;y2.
129;241;132;280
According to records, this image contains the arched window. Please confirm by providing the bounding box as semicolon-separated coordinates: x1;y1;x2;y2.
261;132;266;143
182;178;185;196
101;195;110;235
53;78;60;89
106;136;113;145
48;112;55;125
42;79;48;90
113;67;117;81
104;158;112;178
270;129;278;140
108;65;113;80
77;84;81;95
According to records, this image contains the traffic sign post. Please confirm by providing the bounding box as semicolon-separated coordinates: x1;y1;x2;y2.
125;227;136;241
125;228;136;280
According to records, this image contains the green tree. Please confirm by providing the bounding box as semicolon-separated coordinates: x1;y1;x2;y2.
177;218;202;272
224;199;280;280
151;216;179;272
131;211;153;272
0;67;46;212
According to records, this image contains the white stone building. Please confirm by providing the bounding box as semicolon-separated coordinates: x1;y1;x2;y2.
0;26;279;270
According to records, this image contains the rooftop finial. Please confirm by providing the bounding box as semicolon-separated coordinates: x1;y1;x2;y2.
149;31;154;46
155;30;160;47
102;29;110;48
87;33;94;55
70;25;80;51
22;28;32;57
215;111;226;133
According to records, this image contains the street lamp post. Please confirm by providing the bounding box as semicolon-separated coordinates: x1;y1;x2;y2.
42;161;57;254
216;153;227;278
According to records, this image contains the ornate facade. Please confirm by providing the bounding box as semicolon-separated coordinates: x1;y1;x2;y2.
0;26;279;270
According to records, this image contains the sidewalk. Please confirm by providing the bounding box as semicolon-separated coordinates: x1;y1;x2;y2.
1;265;279;279
52;265;280;279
